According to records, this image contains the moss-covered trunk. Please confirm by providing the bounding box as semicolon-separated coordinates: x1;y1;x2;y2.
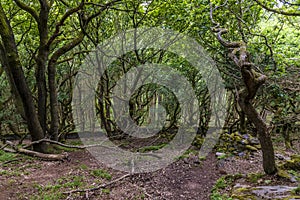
0;4;47;152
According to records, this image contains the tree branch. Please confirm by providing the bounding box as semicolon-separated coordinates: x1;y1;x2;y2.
2;140;68;161
13;0;39;22
49;33;84;63
47;1;85;47
253;0;300;16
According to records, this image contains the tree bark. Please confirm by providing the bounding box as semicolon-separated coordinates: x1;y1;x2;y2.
48;33;84;140
238;93;277;174
35;0;50;133
0;4;46;152
210;3;277;174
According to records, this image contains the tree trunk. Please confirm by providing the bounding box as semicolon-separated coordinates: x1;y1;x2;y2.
239;111;247;134
238;95;277;174
35;1;50;133
48;61;59;141
0;5;47;152
210;3;277;174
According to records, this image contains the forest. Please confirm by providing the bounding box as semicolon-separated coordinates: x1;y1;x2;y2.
0;0;299;199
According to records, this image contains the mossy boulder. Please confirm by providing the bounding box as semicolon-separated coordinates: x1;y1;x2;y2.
218;132;261;155
245;145;259;151
280;154;300;171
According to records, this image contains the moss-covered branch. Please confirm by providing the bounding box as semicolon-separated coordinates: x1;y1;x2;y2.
13;0;39;22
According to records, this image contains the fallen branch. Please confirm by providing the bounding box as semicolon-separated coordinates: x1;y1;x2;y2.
1;158;21;166
64;173;131;194
23;138;118;150
1;141;68;161
23;138;86;149
18;148;68;161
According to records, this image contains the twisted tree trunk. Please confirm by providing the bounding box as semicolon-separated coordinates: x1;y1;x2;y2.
210;4;277;174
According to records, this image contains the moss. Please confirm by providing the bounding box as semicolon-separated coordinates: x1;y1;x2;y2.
231;186;257;200
280;155;300;171
0;150;16;162
283;196;300;200
245;145;258;151
291;185;300;195
91;169;112;180
277;169;291;179
247;172;264;183
138;143;167;153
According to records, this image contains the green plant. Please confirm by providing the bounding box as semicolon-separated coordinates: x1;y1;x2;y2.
91;169;112;180
247;173;264;183
138;143;167;153
0;150;16;162
292;185;300;195
211;174;243;200
79;164;88;170
176;149;198;160
102;188;110;194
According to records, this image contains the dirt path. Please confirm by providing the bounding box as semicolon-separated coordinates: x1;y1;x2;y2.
0;150;222;200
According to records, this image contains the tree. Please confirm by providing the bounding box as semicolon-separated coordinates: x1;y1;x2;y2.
0;0;120;152
209;1;277;174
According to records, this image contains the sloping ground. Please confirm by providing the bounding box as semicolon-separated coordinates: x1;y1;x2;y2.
0;149;222;200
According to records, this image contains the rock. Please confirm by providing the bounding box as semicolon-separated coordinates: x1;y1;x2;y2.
240;139;249;145
275;153;285;160
277;169;297;183
290;175;297;183
275;153;290;161
231;184;254;199
245;145;258;151
252;185;298;199
249;137;260;145
216;152;226;157
238;152;245;157
232;184;298;200
281;158;300;171
242;134;250;139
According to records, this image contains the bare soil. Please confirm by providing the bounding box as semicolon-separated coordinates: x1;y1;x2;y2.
0;136;299;200
0;148;222;200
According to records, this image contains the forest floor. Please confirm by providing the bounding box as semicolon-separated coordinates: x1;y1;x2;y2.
0;137;299;200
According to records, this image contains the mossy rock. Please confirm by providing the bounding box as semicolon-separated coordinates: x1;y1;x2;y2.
231;186;257;200
283;196;300;200
277;169;292;179
280;155;300;171
245;145;258;151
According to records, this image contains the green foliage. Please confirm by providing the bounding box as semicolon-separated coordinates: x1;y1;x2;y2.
91;169;112;180
211;174;242;200
292;185;300;195
79;164;88;170
102;188;110;194
247;172;264;183
0;150;15;162
138;143;167;153
280;155;300;171
30;175;85;199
